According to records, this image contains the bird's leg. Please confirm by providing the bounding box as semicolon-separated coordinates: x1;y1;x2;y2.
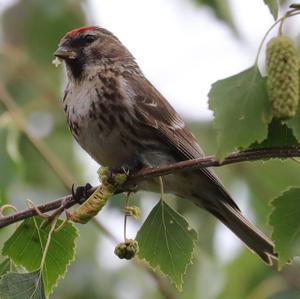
97;165;131;193
71;183;93;204
106;165;130;185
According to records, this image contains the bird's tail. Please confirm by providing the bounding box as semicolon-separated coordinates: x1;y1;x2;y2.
204;200;277;265
145;169;277;264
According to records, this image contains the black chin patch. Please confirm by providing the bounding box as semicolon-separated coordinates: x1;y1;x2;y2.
66;57;85;81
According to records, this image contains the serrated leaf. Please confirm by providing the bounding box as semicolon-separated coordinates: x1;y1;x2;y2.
136;200;197;290
284;70;300;141
269;187;300;267
0;259;10;277
208;66;272;160
263;0;279;20
251;119;298;149
2;217;78;295
285;99;300;144
0;270;45;299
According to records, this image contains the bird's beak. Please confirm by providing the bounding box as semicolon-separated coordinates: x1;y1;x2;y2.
54;46;78;60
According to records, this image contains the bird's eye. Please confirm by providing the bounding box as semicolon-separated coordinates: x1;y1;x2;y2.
84;35;97;43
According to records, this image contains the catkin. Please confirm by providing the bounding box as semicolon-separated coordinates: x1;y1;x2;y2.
266;36;299;118
69;167;128;224
114;239;139;260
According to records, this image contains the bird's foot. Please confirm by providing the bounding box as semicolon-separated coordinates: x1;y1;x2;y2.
71;183;93;204
98;166;130;191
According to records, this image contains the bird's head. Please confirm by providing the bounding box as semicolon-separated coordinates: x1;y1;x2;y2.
54;26;134;81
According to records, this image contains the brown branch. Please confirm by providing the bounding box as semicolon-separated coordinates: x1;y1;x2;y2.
1;146;300;229
0;67;179;298
130;147;300;181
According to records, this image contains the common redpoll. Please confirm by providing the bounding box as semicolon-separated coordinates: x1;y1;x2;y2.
55;26;276;264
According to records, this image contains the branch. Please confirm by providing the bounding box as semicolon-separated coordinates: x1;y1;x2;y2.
1;146;300;229
130;147;300;181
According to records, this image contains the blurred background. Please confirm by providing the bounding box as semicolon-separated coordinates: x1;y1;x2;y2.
1;0;300;298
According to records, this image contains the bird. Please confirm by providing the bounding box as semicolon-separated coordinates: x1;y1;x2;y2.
54;26;276;264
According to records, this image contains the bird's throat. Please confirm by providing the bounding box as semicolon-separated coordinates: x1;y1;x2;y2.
66;59;85;82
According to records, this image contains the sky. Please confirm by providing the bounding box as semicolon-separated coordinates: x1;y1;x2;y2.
85;0;276;120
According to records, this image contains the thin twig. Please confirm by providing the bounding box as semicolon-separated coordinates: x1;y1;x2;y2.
0;81;178;297
129;147;300;181
1;146;300;229
93;217;178;298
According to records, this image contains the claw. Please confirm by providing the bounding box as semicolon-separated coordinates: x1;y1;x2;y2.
107;166;130;185
121;165;130;176
107;170;114;185
71;183;93;204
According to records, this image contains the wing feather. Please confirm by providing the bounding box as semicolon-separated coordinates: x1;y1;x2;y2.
124;75;240;210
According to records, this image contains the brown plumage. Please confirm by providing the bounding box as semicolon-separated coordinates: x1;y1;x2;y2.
55;26;276;264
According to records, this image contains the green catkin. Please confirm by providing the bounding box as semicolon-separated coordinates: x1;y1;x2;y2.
69;167;128;224
266;36;299;118
124;206;141;219
114;239;139;260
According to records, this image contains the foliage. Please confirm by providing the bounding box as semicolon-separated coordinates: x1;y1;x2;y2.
194;0;237;32
0;259;10;277
208;66;272;160
264;0;279;20
286;99;300;141
0;270;45;299
136;199;197;290
270;188;300;268
0;0;300;299
2;217;78;296
207;3;300;273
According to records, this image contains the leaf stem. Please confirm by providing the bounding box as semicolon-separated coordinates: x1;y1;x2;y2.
123;193;130;242
159;176;165;201
40;217;59;271
278;9;298;36
254;10;300;65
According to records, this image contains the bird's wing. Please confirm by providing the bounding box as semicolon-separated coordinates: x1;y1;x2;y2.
125;75;240;210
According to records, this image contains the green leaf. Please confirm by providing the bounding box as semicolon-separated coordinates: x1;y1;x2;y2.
285;100;300;144
0;259;10;277
2;217;78;295
251;119;298;149
263;0;279;20
208;66;272;160
269;187;300;267
284;69;300;142
136;200;198;290
0;270;45;299
196;0;237;33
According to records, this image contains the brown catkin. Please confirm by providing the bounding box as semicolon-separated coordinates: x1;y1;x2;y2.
266;36;299;118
